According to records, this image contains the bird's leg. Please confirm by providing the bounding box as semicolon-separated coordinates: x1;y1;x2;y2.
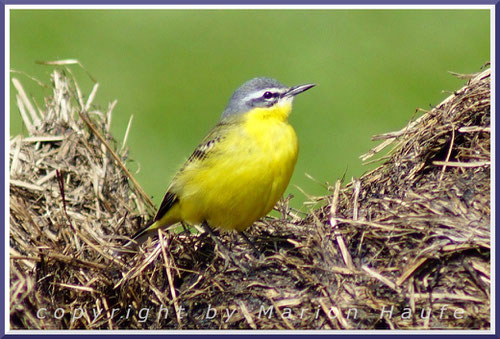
201;221;247;271
239;232;262;258
180;222;190;234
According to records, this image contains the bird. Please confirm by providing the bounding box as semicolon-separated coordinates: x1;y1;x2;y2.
126;77;315;256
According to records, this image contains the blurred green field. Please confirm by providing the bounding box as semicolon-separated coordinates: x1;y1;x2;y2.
9;9;490;213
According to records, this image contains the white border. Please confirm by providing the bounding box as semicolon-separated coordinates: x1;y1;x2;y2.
4;4;10;336
5;4;495;335
3;4;497;10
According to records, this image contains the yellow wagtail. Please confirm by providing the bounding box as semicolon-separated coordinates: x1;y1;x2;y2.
128;77;315;250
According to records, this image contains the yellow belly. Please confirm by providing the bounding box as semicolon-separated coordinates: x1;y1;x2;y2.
173;114;298;231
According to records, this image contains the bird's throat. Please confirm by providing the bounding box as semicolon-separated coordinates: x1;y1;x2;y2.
247;99;293;122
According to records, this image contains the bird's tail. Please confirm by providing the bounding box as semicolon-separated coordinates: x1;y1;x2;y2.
121;212;180;251
119;220;156;250
119;191;180;252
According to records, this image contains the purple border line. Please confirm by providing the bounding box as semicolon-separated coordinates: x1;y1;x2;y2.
1;2;5;339
1;1;499;5
2;1;496;337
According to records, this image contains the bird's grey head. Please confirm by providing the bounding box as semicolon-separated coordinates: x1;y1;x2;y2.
221;77;315;119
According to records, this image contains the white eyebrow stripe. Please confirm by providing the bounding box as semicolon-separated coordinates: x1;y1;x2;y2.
242;88;287;102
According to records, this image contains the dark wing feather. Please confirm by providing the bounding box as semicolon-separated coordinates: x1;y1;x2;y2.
183;121;232;166
153;120;234;222
153;191;179;222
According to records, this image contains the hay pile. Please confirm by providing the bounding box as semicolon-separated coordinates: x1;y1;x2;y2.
10;65;490;330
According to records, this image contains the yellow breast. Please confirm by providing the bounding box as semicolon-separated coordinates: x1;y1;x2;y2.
175;100;299;231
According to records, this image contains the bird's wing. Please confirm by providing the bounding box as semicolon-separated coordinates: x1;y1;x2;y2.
153;120;235;222
153;191;179;222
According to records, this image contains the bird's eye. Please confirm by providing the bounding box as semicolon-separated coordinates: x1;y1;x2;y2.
263;91;273;100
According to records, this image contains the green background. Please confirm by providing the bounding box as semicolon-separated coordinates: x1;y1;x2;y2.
10;9;490;213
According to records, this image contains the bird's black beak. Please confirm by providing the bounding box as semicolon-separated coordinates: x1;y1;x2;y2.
284;83;316;97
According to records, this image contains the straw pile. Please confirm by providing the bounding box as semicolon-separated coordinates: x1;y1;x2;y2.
10;65;490;330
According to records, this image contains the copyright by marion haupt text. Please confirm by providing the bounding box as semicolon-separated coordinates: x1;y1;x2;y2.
35;304;466;326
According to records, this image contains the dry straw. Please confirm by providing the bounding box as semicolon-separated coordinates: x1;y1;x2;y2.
10;64;490;330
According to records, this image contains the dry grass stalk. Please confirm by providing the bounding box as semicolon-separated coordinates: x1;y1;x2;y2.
10;65;490;330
